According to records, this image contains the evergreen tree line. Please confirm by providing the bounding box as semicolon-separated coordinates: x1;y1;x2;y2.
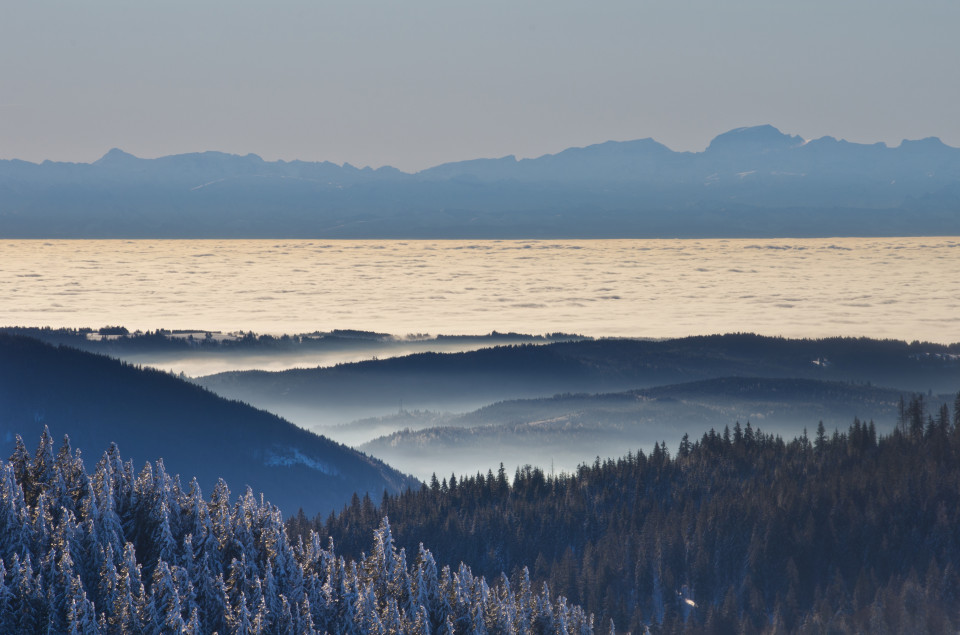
293;393;960;634
0;429;595;635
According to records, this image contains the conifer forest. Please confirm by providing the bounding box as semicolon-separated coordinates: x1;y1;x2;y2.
0;430;593;635
295;395;960;634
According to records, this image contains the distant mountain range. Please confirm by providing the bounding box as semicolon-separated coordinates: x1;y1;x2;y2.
0;334;418;516
2;125;959;237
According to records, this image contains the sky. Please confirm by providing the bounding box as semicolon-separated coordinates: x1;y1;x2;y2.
2;1;958;172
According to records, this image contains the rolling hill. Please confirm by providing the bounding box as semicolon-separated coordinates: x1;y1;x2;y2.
0;333;418;516
356;377;943;479
195;334;960;430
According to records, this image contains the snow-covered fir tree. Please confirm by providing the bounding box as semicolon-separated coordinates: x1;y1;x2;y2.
0;429;594;635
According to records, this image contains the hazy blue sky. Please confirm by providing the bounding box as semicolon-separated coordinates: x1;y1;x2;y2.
2;1;958;171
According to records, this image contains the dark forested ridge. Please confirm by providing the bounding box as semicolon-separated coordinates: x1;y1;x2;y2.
356;377;946;480
296;395;960;634
0;333;418;516
197;334;960;427
0;431;593;635
0;326;581;358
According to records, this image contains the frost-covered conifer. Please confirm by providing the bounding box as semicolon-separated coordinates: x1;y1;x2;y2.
0;433;595;635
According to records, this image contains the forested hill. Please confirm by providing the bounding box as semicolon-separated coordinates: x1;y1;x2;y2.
356;377;942;480
197;334;960;426
295;395;960;634
0;334;418;516
0;432;593;635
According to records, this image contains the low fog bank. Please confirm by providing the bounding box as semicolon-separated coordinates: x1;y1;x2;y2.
126;338;550;377
196;335;960;434
355;378;952;481
0;326;585;377
317;411;465;447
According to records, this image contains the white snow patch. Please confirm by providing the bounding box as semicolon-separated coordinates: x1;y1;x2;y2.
265;447;341;476
190;178;232;191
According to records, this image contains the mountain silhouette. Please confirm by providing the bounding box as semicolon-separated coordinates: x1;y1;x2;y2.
2;126;959;237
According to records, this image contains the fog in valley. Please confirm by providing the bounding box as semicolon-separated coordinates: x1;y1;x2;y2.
349;379;947;480
122;334;576;377
9;325;960;487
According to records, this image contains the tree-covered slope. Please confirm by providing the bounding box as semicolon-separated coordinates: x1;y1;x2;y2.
0;334;417;516
297;395;960;634
197;334;960;428
0;431;592;635
356;377;940;480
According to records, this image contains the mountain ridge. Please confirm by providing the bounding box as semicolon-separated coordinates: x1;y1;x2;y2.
2;125;960;237
354;375;937;479
0;333;419;516
194;334;960;431
8;125;955;174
